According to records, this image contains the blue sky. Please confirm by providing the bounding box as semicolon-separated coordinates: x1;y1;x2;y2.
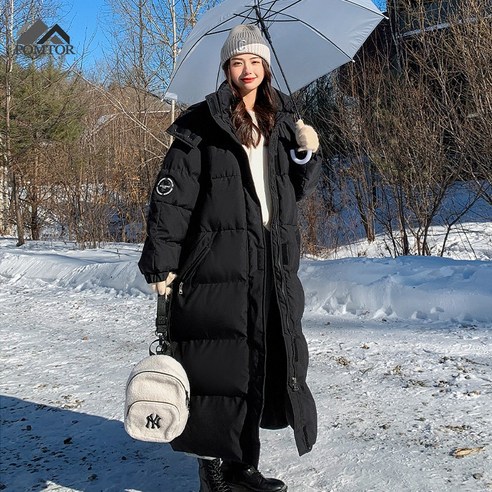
57;0;109;70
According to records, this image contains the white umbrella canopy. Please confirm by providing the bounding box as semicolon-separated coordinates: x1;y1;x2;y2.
166;0;385;106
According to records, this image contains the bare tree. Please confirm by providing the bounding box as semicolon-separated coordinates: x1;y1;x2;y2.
1;0;29;243
329;0;491;256
442;0;492;203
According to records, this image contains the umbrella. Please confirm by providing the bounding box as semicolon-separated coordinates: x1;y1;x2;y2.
166;0;385;106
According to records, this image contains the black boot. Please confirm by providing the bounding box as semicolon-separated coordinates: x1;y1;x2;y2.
221;461;287;492
198;458;232;492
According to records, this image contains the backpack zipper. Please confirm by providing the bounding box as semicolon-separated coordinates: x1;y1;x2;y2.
127;369;190;407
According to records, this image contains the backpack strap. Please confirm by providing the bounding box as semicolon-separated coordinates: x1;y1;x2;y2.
150;294;173;356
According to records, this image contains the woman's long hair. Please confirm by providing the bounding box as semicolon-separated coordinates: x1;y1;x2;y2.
223;59;277;148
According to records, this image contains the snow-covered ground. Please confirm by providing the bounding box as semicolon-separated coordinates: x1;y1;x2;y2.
1;228;491;492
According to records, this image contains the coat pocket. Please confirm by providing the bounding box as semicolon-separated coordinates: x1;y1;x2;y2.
177;231;217;295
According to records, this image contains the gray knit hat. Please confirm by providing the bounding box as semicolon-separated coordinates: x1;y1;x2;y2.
220;25;271;67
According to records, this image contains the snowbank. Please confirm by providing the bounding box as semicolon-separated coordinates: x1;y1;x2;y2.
0;240;149;296
1;238;491;323
300;256;492;323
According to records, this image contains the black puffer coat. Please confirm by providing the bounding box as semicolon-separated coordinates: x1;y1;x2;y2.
139;82;321;466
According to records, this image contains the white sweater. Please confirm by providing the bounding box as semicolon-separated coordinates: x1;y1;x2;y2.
243;111;272;230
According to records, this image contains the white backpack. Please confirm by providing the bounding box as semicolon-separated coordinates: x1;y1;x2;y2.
125;353;190;442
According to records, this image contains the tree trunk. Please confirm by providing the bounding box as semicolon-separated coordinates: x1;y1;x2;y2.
2;0;14;235
30;151;40;240
12;173;25;246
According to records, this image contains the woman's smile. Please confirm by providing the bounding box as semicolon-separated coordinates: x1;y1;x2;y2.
229;54;265;98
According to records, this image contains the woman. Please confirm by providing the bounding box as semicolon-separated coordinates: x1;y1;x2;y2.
139;25;321;492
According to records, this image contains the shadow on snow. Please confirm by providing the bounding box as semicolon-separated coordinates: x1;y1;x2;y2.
0;395;198;492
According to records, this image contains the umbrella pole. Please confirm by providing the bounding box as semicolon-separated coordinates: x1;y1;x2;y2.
254;7;302;120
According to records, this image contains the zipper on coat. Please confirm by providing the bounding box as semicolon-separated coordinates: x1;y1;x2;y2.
267;134;298;388
290;376;300;392
177;234;215;296
257;225;269;433
266;134;306;454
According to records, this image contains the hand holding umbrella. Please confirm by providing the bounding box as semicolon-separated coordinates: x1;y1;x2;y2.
291;119;320;165
296;120;319;152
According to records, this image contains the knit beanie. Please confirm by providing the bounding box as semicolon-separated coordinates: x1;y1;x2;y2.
220;25;271;67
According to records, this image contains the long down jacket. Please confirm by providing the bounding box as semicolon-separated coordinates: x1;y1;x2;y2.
138;82;321;466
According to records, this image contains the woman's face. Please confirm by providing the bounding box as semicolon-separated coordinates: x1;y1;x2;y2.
228;54;265;97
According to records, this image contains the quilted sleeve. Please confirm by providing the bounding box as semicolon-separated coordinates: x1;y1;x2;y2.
138;139;201;283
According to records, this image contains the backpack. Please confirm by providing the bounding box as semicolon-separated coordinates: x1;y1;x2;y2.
124;293;190;442
124;353;190;442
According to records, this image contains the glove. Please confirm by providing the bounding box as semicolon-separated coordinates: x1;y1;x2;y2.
295;119;320;153
151;272;177;297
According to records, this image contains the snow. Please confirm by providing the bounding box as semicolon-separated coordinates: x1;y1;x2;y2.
1;229;491;491
301;256;492;323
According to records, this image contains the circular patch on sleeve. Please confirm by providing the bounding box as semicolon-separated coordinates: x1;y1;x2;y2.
155;177;174;196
